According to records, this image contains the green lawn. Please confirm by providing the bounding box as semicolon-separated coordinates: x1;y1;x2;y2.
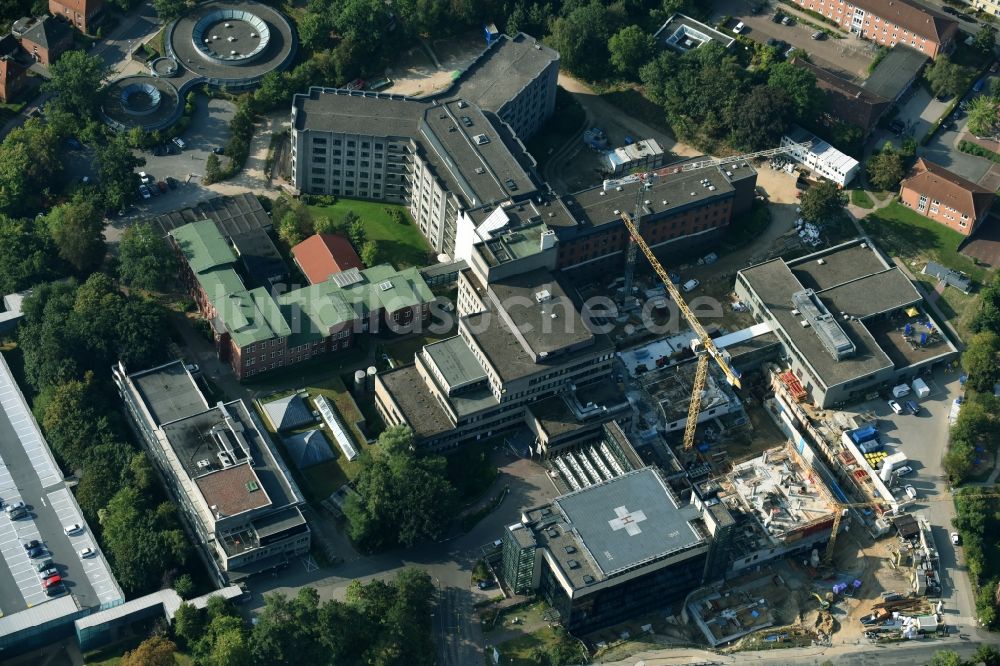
860;202;987;282
850;189;874;209
487;626;584;666
255;375;370;504
308;199;433;268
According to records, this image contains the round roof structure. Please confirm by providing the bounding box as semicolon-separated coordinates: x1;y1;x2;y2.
101;76;180;131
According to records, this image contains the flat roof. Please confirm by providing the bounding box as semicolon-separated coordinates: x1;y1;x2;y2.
377;364;453;439
131;361;209;426
864;46;927;101
158;399;301;512
423;336;486;390
0;354;122;620
789;242;891;292
195;463;271;517
655;13;736;51
818;270;921;318
485;268;594;359
739;257;893;387
554;468;704;579
422;99;535;206
446;32;558;115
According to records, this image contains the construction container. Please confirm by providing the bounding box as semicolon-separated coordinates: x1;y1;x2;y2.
849;425;878;445
911;377;930;398
892;384;911;398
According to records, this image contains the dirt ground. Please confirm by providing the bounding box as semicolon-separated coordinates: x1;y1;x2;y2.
382;31;485;98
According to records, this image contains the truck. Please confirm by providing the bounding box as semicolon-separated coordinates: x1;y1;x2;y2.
911;377;930;398
879;452;908;482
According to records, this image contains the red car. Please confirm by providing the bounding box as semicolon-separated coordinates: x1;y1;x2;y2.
42;575;62;588
346;78;365;91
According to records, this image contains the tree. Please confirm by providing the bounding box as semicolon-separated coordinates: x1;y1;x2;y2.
346;212;366;247
609;25;654;79
925;56;967;100
971;279;1000;335
153;0;190;21
799;180;847;225
928;650;963;666
962;331;1000;392
0;119;63;217
360;239;380;266
967;95;999;138
205;153;222;184
344;426;458;551
38;374;122;469
42;50;110;117
75;440;135;518
172;602;205;649
249;589;325;665
96;133;146;212
0;215;55;292
974;24;997;53
120;635;177;666
117;222;178;292
866;147;905;192
550;1;621;81
726;85;792;150
394;0;450;37
173;572;195;599
767;62;824;122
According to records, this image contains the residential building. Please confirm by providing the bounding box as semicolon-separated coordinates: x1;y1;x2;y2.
734;239;958;408
48;0;103;34
291;233;364;285
501;467;710;633
653;13;736;52
168;218;434;380
899;158;995;236
792;0;958;58
781;126;860;186
374;267;617;450
12;15;71;65
113;360;310;584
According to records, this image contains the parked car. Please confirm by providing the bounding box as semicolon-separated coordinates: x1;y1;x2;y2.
42;575;61;589
79;546;96;558
682;279;700;293
139;185;151;200
894;465;914;477
905;485;918;500
346;78;365;91
27;544;46;559
942;5;957;14
905;400;920;415
773;12;784;23
785;46;797;59
63;523;83;536
172;136;187;150
23;539;41;551
45;583;66;597
951;532;960;545
212;147;224;155
36;558;54;572
39;566;59;580
477;579;495;590
732;21;745;34
811;30;824;40
888;400;903;415
367;77;392;91
781;15;794;25
139;171;153;184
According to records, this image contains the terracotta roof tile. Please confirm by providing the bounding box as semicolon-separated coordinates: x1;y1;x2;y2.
901;158;996;221
291;234;364;285
852;0;957;43
195;464;271;517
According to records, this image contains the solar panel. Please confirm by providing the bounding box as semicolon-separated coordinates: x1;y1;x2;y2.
332;267;364;287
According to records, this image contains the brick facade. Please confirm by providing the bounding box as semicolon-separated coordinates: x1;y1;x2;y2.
49;0;103;34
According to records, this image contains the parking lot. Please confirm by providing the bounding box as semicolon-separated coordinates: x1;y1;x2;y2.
839;365;976;624
0;357;121;614
713;0;877;79
137;96;235;190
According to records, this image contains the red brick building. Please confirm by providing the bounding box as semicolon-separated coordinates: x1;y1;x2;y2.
899;158;995;236
791;0;958;58
49;0;103;34
0;56;28;103
291;233;364;285
15;15;72;65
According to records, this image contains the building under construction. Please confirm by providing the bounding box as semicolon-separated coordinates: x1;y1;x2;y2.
640;360;746;434
693;443;839;574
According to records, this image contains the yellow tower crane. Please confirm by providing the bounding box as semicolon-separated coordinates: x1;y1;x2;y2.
618;210;741;453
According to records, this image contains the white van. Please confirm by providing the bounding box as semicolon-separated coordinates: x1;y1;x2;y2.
172;136;186;150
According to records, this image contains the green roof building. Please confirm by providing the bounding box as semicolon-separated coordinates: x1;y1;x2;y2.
169;219;435;380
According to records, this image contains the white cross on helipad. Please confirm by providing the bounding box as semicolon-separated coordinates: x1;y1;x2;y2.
608;506;647;536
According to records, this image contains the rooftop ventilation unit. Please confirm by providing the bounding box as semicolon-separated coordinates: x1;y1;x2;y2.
817;258;826;265
535;289;553;303
791;289;856;360
196;459;211;470
564;545;577;554
473;134;490;145
568;559;580;569
583;575;595;584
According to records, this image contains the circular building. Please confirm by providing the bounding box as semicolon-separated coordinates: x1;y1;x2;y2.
100;0;296;131
167;0;297;90
101;76;181;132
